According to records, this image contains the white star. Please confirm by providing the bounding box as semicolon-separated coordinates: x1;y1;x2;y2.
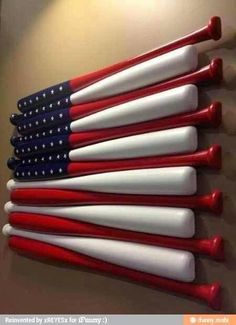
50;169;53;174
49;156;52;160
59;86;63;91
35;158;37;162
36;109;38;113
19;103;21;108
59;140;63;145
41;157;45;161
22;160;25;164
50;104;53;108
22;149;24;153
29;99;32;104
59;113;63;118
16;172;19;176
18;126;21;130
23;125;26;129
16;149;19;153
28;171;31;176
57;128;61;132
63;154;67;158
51;116;54;121
29;111;32;115
35;171;38;175
49;130;53;134
27;148;30;152
43;132;46;136
28;159;31;163
57;101;61;106
29;123;32;127
30;135;33;139
42;170;45;175
24;113;26;117
42;144;46;148
42;107;45;111
66;98;69;103
22;172;25;176
43;93;46;98
20;138;23;141
34;146;37;150
36;133;39;137
24;136;27;140
43;118;46;123
35;121;39;125
57;155;60;159
65;126;68;130
24;102;26;106
59;168;63;173
36;96;39;101
51;89;54;95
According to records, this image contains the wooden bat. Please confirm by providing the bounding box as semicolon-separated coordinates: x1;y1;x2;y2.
11;101;222;157
12;84;198;130
7;236;222;309
13;58;222;134
7;166;197;195
14;126;198;161
10;189;222;214
5;201;195;238
3;224;195;282
7;212;224;260
17;17;221;112
11;145;221;181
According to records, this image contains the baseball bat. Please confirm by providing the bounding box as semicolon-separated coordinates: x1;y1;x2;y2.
11;101;221;157
8;236;222;309
12;83;198;129
5;201;195;238
11;145;221;181
3;224;195;282
7;167;197;195
17;17;221;111
7;212;224;260
10;189;222;214
14;126;198;160
14;58;222;133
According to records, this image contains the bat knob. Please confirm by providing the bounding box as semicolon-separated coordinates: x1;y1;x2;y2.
7;157;20;170
10;136;18;146
207;282;222;310
210;236;225;261
209;190;223;215
208;102;222;127
208;17;221;41
10;113;21;126
207;145;222;169
210;58;223;83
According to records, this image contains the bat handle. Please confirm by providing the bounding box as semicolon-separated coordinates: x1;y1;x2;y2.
8;236;222;310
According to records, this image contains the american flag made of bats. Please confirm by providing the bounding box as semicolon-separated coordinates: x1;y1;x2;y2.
3;16;226;310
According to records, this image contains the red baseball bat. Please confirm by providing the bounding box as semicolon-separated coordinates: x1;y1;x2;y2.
10;189;223;214
8;212;224;261
17;17;221;112
8;236;222;310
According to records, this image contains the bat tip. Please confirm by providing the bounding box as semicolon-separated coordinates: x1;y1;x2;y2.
10;136;17;146
208;102;222;127
7;157;19;170
4;201;13;214
10;113;21;126
208;17;222;41
7;179;15;191
207;282;222;310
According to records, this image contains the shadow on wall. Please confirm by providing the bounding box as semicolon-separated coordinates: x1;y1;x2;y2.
0;0;54;55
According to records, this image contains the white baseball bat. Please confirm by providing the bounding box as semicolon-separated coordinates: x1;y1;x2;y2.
5;202;195;238
70;126;197;161
69;45;198;104
3;224;195;282
15;126;198;160
70;84;198;132
7;166;197;195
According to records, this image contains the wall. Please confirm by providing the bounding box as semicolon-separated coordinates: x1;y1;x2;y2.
0;0;236;313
